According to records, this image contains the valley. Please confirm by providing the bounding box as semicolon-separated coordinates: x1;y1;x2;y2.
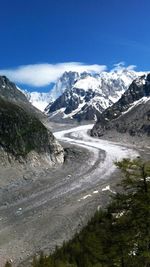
0;123;141;267
1;3;150;266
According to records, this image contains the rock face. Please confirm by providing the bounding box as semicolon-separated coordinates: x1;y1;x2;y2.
0;75;45;120
44;71;81;114
46;68;140;121
19;71;81;112
0;76;64;166
0;76;28;103
91;74;150;138
49;71;81;100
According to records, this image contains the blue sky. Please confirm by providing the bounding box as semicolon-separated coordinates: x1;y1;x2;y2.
0;0;150;91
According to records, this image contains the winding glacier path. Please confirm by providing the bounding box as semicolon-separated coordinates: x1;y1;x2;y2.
54;124;139;182
0;124;139;267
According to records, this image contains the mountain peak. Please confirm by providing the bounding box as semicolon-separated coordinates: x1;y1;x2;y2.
17;68;146;114
46;68;142;121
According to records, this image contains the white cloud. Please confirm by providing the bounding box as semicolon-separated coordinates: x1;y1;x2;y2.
112;62;137;72
0;62;107;87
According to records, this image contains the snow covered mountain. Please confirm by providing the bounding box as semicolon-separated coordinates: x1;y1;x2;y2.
18;67;144;118
49;71;81;100
25;91;53;112
91;73;150;138
46;68;142;121
21;71;83;112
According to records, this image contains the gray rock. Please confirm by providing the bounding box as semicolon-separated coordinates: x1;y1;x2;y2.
91;74;150;138
0;77;64;166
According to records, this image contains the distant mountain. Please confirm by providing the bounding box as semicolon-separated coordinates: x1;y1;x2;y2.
25;91;53;112
0;76;64;166
46;68;140;121
49;71;81;100
91;74;150;138
23;71;81;112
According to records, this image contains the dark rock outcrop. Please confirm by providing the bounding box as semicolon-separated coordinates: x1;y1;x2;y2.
48;88;94;115
0;75;45;120
0;76;64;165
0;76;28;102
91;74;150;137
0;96;64;165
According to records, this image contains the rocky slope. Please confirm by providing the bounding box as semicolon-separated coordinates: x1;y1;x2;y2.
0;75;46;120
91;74;150;139
0;76;64;166
0;96;64;166
0;76;28;103
46;68;140;121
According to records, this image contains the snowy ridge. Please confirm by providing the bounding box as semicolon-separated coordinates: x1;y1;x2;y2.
20;89;53;112
18;66;145;115
49;71;80;100
121;96;150;116
74;76;103;93
46;67;143;121
91;73;150;138
26;92;52;112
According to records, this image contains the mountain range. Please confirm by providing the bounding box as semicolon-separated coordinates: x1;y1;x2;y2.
1;66;149;166
24;67;143;122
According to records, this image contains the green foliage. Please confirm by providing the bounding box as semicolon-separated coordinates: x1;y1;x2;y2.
4;261;12;267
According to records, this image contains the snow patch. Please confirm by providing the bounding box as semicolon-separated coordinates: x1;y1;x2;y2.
102;185;116;194
93;190;99;194
74;76;102;93
121;96;150;116
78;194;92;201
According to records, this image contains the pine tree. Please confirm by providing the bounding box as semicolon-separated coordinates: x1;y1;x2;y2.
7;158;150;267
115;158;150;266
